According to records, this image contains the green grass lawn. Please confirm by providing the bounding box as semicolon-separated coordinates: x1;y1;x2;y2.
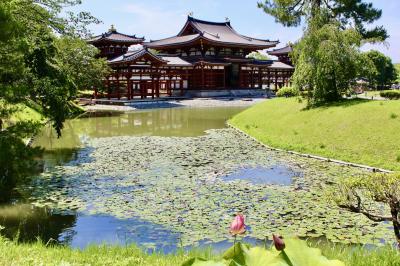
1;100;44;126
230;98;400;171
0;237;398;266
0;238;214;266
10;103;43;123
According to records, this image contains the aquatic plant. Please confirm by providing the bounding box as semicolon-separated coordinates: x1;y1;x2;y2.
230;214;246;236
21;129;393;247
183;234;344;266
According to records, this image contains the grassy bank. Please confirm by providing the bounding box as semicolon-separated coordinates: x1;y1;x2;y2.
230;98;400;171
0;237;399;266
0;237;213;266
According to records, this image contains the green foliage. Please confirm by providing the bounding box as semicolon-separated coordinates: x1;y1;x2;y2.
246;51;270;61
55;37;110;92
230;98;400;171
183;239;344;266
0;0;107;202
395;64;400;83
257;0;387;41
1;235;400;266
361;50;397;89
276;86;299;97
380;90;400;100
334;172;400;243
292;16;362;105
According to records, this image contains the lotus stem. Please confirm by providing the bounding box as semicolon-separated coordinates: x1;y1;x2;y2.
282;250;294;266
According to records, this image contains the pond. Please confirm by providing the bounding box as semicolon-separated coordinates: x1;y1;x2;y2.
0;106;393;252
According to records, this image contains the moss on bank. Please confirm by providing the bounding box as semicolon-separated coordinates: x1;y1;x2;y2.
230;98;400;171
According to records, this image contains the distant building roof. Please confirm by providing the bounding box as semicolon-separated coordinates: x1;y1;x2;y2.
268;61;294;69
88;26;144;44
146;16;278;49
268;45;293;56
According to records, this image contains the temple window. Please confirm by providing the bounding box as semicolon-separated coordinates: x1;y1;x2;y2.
189;48;202;56
205;47;216;56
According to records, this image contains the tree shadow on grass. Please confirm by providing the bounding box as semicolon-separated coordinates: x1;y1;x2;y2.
301;98;373;111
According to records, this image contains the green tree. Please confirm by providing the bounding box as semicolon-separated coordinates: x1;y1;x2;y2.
247;51;270;61
257;0;387;41
361;50;397;89
0;0;108;202
292;15;362;104
333;172;400;245
54;37;110;93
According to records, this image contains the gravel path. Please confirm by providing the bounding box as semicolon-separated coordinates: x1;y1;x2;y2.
84;98;267;112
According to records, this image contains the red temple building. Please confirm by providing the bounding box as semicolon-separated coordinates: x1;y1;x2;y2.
268;45;293;66
90;17;294;100
88;25;145;60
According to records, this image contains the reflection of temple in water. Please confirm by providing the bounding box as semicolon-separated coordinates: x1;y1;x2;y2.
34;107;244;152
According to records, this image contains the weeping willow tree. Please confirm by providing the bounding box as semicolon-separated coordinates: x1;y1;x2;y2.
258;0;387;105
291;14;362;104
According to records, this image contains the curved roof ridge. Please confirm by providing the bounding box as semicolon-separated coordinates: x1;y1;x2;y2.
109;48;168;64
88;30;145;44
148;33;199;43
224;22;278;44
188;16;230;26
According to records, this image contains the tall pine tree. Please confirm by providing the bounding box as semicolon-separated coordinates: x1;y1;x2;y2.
258;0;387;41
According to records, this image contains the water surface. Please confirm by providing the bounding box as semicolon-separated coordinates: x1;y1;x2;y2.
2;106;248;251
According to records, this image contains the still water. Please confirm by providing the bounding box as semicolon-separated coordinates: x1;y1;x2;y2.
1;106;253;252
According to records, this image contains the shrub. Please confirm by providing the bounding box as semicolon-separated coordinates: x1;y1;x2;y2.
276;87;299;98
380;90;400;100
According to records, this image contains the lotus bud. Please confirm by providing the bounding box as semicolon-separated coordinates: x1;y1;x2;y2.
273;234;285;251
230;214;246;236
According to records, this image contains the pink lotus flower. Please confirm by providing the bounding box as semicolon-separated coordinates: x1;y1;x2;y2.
230;214;246;236
273;234;285;251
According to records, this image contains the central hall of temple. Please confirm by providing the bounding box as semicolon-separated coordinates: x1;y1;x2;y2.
89;16;294;99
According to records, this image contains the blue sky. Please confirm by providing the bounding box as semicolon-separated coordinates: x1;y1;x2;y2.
73;0;399;62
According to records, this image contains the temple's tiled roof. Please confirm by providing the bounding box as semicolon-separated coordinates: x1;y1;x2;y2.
89;28;144;44
268;45;293;55
146;16;278;49
145;34;201;47
108;49;167;64
160;56;192;67
268;61;294;69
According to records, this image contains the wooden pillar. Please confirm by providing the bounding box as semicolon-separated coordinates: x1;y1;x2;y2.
180;78;184;96
258;68;262;89
274;70;278;90
156;73;160;98
201;64;205;89
250;68;254;89
151;68;155;99
116;76;120;100
127;78;131;100
222;66;226;89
